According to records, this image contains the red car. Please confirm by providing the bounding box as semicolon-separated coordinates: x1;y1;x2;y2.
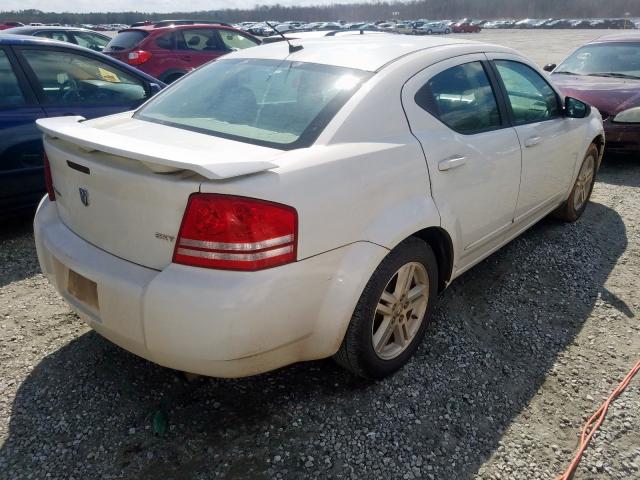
452;21;481;33
547;33;640;155
0;21;24;30
103;20;260;83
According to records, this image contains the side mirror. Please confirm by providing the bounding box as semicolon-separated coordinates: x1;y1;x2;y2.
543;63;556;72
148;82;162;95
565;96;591;118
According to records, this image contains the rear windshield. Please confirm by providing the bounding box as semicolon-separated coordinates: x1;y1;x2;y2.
135;58;371;149
104;30;148;52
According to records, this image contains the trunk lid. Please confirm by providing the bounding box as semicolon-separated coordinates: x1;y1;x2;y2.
39;114;282;270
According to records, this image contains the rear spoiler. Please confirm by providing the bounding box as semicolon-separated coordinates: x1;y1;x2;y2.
36;116;278;180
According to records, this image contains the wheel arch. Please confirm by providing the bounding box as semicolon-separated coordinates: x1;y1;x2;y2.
592;134;605;169
411;226;454;292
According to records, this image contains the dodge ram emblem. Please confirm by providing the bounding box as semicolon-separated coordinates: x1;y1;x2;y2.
78;187;89;207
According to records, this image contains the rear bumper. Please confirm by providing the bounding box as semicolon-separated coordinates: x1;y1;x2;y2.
34;198;388;377
604;120;640;154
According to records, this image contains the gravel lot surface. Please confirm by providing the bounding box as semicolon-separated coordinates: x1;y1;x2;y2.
1;30;639;480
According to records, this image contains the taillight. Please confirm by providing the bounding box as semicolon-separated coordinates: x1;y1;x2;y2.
173;194;298;271
127;50;152;65
43;152;55;201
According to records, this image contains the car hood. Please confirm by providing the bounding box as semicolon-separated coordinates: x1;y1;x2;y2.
550;73;640;116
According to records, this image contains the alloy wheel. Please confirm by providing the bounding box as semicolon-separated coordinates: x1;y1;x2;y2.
573;153;595;211
371;262;429;360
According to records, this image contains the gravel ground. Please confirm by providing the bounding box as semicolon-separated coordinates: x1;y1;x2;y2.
1;30;639;480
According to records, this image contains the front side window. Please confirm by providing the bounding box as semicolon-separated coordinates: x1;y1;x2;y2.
415;61;501;134
494;60;560;124
73;32;109;51
0;50;26;106
136;58;371;149
219;31;259;51
21;49;147;105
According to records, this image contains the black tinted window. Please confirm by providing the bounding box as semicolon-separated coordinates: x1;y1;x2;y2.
494;60;560;124
155;33;174;50
104;30;148;52
415;61;501;134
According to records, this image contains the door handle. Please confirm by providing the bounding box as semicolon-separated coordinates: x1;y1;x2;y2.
524;136;543;148
181;55;192;61
438;156;466;171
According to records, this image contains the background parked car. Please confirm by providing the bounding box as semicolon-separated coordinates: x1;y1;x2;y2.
0;34;164;217
392;23;414;35
4;26;110;51
452;21;481;33
546;33;640;155
104;20;260;83
417;22;451;35
0;21;24;30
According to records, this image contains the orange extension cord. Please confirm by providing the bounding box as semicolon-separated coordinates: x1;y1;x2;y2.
556;359;640;480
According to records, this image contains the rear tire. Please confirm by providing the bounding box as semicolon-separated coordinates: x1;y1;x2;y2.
554;144;598;222
333;237;438;379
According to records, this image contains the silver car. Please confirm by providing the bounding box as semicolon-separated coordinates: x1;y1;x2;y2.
417;22;451;35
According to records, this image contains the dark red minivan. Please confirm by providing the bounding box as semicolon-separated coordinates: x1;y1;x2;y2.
104;20;260;83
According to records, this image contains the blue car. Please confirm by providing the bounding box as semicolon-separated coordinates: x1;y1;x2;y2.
0;34;164;218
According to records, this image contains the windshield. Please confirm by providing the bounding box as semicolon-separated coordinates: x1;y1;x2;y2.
555;42;640;78
136;58;372;149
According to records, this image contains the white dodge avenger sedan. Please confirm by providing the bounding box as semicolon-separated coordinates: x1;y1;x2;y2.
34;35;604;379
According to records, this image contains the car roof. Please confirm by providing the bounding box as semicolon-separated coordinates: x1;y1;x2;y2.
228;34;505;72
591;32;640;43
4;26;106;34
131;22;234;32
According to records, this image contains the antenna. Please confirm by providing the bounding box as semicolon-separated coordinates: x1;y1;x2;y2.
266;22;303;54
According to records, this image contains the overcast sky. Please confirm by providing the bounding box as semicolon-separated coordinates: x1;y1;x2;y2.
3;0;372;13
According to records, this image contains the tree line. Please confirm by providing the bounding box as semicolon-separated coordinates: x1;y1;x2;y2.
2;1;639;25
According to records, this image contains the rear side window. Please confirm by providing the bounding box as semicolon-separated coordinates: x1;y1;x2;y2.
494;60;560;124
178;28;223;51
73;32;109;51
104;30;148;52
0;50;26;106
155;32;174;50
219;31;259;50
21;49;148;106
35;31;72;43
415;61;501;134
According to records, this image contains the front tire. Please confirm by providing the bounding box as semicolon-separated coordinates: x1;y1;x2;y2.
554;144;598;222
334;237;438;379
